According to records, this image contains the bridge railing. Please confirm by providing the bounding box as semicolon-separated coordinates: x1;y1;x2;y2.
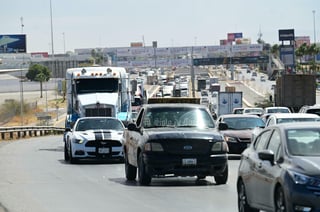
0;126;65;140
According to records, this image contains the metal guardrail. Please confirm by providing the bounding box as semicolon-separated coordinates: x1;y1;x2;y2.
0;126;65;140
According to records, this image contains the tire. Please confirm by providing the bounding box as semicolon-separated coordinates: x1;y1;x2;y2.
275;186;286;212
64;143;70;161
238;180;259;212
68;143;77;164
138;153;151;185
125;154;137;181
214;165;228;185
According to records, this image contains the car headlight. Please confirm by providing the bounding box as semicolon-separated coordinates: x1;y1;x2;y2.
211;141;229;152
224;135;238;142
288;170;312;185
74;139;84;144
144;142;164;152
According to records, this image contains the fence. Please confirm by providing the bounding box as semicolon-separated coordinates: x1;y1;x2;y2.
0;126;65;140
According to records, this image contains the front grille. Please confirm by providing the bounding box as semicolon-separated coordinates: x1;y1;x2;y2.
151;139;212;155
85;108;112;117
85;140;122;147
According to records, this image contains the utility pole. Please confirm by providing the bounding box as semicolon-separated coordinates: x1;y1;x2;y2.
191;46;195;97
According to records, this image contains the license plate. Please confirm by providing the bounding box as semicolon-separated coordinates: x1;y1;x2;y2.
182;158;197;166
98;148;110;154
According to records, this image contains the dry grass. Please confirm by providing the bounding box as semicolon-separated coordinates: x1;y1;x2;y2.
3;98;66;127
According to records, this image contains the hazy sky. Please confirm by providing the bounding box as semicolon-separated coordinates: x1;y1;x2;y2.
1;0;319;53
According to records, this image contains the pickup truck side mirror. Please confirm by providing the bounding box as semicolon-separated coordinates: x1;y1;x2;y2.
218;122;228;130
127;123;138;131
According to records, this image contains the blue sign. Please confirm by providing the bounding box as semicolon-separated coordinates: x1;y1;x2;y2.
0;34;26;53
280;45;295;66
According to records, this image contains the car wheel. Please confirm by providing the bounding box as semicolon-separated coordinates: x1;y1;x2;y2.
238;180;259;212
275;186;286;212
138;153;151;185
68;143;77;164
64;143;70;161
125;154;137;181
214;165;228;185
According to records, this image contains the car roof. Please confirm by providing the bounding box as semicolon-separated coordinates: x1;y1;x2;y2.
268;113;319;119
271;122;320;130
143;103;207;109
77;116;120;121
300;104;320;109
265;106;290;109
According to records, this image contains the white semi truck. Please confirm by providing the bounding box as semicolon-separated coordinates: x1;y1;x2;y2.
65;66;132;128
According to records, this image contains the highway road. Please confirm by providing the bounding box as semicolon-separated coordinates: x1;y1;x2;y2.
0;136;240;212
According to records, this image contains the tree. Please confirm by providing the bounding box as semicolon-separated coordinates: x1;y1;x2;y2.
308;44;320;72
271;44;280;57
295;43;320;73
91;48;104;65
26;64;51;98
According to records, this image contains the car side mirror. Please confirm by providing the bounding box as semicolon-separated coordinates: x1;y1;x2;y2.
218;122;228;130
258;150;275;165
65;127;72;132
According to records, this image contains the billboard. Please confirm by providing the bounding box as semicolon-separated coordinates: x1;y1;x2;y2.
218;92;242;116
0;34;26;53
295;36;310;48
227;33;243;42
280;45;295;66
220;39;228;45
278;29;295;41
130;42;143;47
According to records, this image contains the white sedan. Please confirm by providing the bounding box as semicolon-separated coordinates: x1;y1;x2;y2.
64;117;125;163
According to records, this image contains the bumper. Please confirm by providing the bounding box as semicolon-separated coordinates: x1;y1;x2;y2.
143;153;228;177
285;181;320;212
71;143;123;159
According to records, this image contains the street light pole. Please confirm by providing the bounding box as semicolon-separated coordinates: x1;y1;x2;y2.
313;10;316;44
49;0;59;121
20;68;24;126
63;32;66;54
191;46;195;97
50;0;54;57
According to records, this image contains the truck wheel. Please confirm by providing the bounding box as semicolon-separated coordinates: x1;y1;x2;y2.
138;153;151;185
125;155;137;181
214;165;228;185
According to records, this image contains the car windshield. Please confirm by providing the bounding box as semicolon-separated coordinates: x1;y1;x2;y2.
267;108;290;113
223;117;265;130
244;108;263;114
75;118;124;131
143;107;215;129
287;129;320;156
